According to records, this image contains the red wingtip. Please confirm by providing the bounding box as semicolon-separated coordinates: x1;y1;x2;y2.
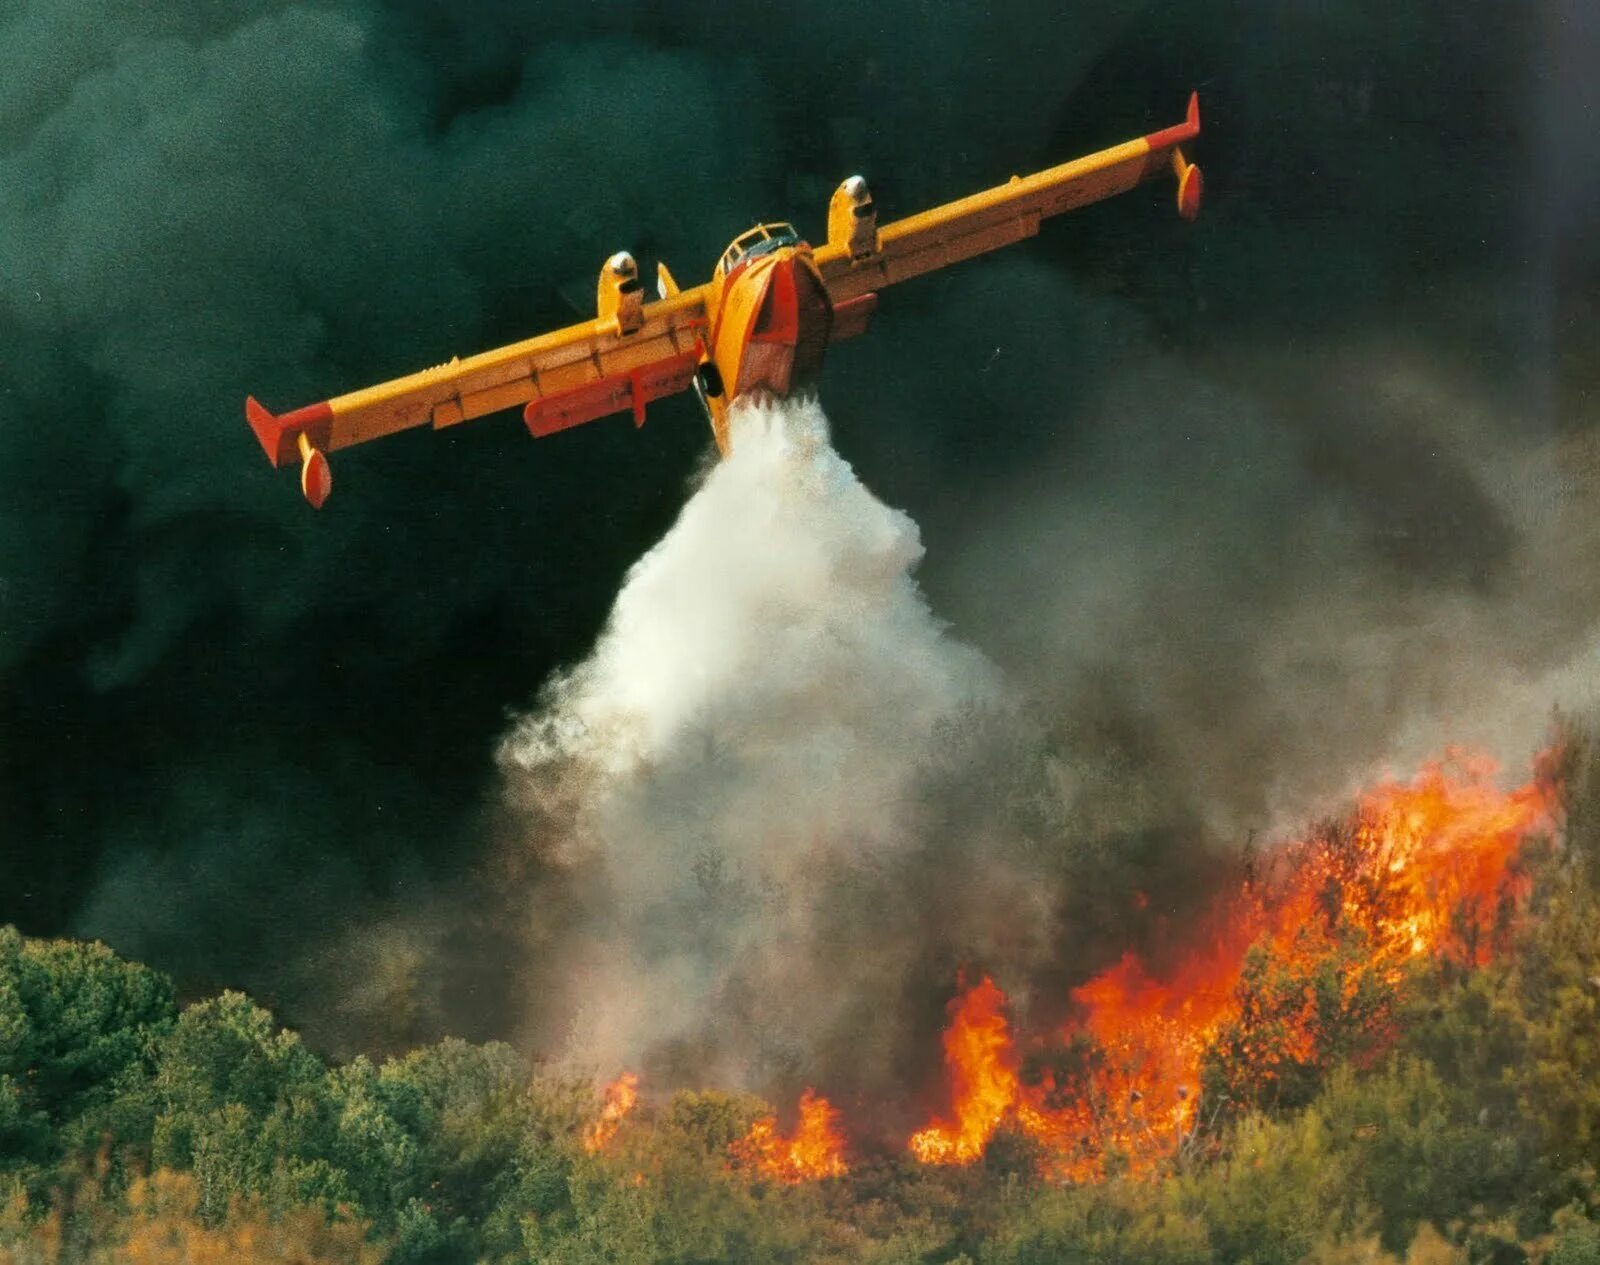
1143;94;1202;151
245;395;282;463
246;396;334;470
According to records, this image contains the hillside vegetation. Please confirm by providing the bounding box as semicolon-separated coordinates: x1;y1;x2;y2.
4;734;1599;1264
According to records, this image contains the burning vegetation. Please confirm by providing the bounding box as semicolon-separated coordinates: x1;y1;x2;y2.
4;738;1599;1263
729;1090;850;1183
583;1072;640;1153
581;750;1557;1188
903;752;1556;1181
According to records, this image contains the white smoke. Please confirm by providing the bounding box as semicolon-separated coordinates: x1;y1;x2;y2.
498;396;1015;1088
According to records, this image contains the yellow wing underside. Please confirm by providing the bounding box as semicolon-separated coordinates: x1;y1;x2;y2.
249;96;1198;485
319;286;710;455
814;107;1198;301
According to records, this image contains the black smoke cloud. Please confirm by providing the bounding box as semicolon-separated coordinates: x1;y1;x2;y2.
1;0;1595;1068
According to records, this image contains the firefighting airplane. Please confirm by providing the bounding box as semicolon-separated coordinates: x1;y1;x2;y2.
246;95;1202;507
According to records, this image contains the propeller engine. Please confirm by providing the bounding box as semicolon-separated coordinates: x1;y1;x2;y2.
598;251;644;335
827;176;878;260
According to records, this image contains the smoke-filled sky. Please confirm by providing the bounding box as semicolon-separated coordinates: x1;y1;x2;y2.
2;0;1596;1077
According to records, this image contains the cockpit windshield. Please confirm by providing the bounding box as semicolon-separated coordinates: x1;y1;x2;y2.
716;222;800;277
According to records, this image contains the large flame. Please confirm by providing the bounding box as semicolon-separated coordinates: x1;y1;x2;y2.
730;1089;849;1182
908;976;1020;1164
907;754;1555;1179
579;755;1553;1183
583;1072;640;1154
1319;752;1550;969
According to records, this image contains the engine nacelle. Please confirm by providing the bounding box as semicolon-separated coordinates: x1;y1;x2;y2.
827;176;878;261
598;251;644;335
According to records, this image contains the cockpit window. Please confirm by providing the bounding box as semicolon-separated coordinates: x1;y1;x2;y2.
717;222;800;276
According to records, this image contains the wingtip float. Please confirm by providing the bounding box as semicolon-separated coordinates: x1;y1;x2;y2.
247;95;1203;508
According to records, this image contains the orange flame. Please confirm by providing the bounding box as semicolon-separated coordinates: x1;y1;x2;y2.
907;754;1555;1179
584;1072;640;1153
908;976;1019;1164
1322;753;1550;969
730;1089;849;1182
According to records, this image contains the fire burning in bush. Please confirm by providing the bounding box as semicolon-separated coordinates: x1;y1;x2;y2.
908;977;1020;1166
584;752;1556;1184
583;1072;640;1153
730;1089;850;1182
907;752;1555;1180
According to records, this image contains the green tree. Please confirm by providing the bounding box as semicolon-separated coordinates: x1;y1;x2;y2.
0;927;176;1186
377;1038;579;1262
149;991;413;1225
1309;1058;1521;1254
1547;1208;1600;1265
978;1178;1211;1265
1180;1105;1365;1265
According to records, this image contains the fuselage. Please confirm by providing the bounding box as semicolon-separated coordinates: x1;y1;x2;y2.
699;225;836;454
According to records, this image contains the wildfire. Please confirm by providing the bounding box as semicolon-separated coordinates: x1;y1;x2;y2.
905;753;1555;1180
584;1072;640;1153
908;976;1019;1164
575;755;1555;1187
730;1089;849;1182
1324;754;1550;969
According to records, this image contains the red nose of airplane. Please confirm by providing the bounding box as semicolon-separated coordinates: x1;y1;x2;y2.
737;250;834;397
749;252;802;345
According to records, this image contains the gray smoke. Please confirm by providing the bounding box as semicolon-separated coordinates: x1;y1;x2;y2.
935;307;1600;842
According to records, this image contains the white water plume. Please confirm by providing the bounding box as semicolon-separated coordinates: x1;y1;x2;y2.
497;396;1020;1088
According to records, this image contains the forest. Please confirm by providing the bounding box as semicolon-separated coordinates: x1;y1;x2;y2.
4;727;1600;1265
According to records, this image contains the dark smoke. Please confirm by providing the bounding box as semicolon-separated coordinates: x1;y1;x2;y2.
1;0;1595;1073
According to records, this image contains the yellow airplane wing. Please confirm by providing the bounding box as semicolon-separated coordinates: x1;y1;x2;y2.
247;276;710;506
814;94;1202;308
